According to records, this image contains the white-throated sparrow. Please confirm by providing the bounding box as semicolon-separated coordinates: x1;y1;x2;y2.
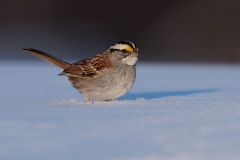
23;41;139;102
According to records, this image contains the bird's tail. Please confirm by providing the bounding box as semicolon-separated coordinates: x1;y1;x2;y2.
23;48;71;69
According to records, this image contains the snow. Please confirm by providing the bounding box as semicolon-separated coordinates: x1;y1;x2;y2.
1;62;240;160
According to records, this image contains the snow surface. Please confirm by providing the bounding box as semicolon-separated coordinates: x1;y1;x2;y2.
1;62;240;160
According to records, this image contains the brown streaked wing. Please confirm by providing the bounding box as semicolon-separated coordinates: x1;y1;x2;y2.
59;66;84;77
61;51;112;77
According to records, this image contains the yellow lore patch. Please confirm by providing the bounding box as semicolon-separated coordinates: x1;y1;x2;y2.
124;45;134;52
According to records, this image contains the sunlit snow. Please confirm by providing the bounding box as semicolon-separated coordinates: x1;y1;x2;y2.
1;62;240;160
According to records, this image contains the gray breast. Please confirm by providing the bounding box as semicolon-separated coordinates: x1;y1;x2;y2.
68;65;136;100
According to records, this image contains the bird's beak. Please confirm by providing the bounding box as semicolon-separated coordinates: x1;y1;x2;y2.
130;51;139;57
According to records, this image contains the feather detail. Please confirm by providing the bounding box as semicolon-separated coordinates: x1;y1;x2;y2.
60;51;112;77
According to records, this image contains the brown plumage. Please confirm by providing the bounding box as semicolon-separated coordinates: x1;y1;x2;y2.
23;48;71;69
23;41;139;102
23;48;112;78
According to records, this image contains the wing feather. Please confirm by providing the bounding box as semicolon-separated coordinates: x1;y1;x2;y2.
60;51;112;77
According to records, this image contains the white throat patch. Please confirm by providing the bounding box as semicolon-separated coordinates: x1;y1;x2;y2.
122;56;138;66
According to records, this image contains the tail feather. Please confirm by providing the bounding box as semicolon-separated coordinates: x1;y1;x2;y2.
23;48;70;69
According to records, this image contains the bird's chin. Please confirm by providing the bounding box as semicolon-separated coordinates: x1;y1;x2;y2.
122;56;138;66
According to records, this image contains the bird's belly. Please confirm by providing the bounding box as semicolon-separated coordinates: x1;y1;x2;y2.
68;66;136;100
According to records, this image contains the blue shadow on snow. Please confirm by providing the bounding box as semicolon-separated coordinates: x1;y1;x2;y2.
119;88;220;100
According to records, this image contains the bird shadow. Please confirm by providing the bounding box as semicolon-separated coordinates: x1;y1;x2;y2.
119;88;220;100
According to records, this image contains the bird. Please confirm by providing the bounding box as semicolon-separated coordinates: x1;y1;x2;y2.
23;40;139;102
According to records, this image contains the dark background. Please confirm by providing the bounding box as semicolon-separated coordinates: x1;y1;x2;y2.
1;0;240;62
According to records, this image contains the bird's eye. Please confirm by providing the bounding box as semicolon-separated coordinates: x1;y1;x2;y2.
122;49;127;53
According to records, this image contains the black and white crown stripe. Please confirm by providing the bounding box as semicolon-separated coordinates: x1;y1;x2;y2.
110;41;138;50
117;40;138;51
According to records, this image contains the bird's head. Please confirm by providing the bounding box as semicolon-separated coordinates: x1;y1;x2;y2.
109;40;139;66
